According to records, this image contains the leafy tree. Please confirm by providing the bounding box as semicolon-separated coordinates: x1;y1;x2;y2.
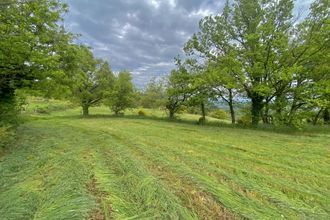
185;75;212;123
70;46;114;116
106;71;134;115
185;0;329;126
204;61;239;124
165;63;193;119
186;0;293;124
0;0;71;124
266;0;329;126
139;78;167;109
290;0;329;125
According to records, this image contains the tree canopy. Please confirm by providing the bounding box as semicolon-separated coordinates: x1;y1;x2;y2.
178;0;330;126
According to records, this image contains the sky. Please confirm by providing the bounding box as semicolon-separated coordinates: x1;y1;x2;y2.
63;0;313;88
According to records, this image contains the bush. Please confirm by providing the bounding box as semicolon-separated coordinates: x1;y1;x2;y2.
209;109;228;120
0;93;25;126
177;105;188;114
237;115;251;126
138;109;147;116
0;102;18;126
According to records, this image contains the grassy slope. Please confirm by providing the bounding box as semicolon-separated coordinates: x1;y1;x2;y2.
0;107;329;219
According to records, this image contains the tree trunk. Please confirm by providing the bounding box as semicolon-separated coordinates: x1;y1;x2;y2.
312;108;323;125
201;102;206;120
228;89;235;124
262;102;270;124
251;95;264;125
82;105;89;116
169;109;175;119
324;108;330;124
229;102;235;124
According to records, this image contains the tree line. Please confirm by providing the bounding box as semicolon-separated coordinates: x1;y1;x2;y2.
0;0;329;128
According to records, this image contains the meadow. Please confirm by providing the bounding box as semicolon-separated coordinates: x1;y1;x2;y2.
0;103;329;220
1;0;329;219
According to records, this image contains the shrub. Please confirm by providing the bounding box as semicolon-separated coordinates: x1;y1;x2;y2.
210;109;228;120
177;105;188;114
237;115;251;126
138;109;147;116
0;93;25;126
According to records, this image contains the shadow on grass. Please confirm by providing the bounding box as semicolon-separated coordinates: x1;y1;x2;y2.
30;112;330;137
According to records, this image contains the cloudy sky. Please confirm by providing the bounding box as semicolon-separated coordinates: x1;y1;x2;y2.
63;0;313;88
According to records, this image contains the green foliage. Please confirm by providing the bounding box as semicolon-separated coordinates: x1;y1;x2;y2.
0;92;26;126
181;105;197;114
209;109;228;120
137;109;147;116
237;116;251;126
106;71;134;115
0;0;73;124
0;0;70;87
138;78;167;109
0;97;20;126
69;46;115;116
237;106;252;126
166;62;194;118
184;0;329;126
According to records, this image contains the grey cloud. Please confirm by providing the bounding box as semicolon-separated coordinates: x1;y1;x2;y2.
63;0;312;88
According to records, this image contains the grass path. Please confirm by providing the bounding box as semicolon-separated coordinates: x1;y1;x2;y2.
0;110;329;219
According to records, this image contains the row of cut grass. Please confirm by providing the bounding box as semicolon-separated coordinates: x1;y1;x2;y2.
1;107;329;219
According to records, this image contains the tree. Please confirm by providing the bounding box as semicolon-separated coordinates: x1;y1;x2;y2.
184;72;213;124
70;46;115;116
139;77;167;109
291;0;329;125
106;71;134;115
184;0;295;125
266;0;330;126
203;61;239;124
0;0;71;124
165;63;193;119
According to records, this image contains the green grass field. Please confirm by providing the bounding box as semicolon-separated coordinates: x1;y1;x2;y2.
0;106;329;219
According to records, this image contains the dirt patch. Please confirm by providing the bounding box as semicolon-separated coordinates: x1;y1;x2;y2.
87;175;113;220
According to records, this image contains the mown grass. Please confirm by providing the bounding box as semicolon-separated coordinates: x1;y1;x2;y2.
1;106;329;219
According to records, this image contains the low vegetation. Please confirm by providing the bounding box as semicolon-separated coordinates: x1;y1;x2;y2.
1;107;329;219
